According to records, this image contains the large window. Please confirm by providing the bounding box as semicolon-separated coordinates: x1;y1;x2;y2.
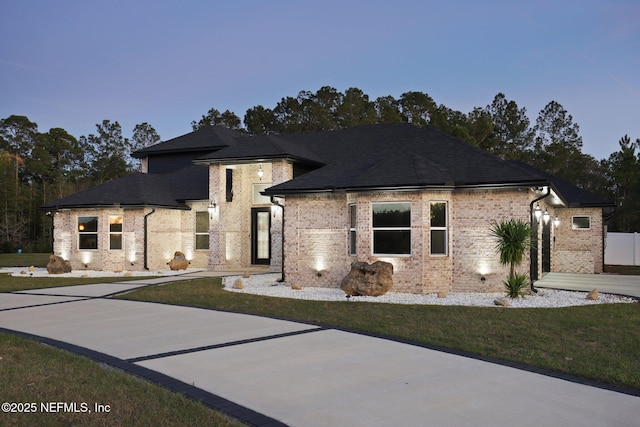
372;202;411;255
109;215;123;250
195;212;210;250
430;202;447;255
349;204;357;255
78;216;98;250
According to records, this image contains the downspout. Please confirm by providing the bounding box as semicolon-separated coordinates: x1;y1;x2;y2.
271;197;285;282
529;186;550;292
143;208;156;270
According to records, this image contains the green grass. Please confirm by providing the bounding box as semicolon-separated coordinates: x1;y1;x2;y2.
0;333;245;426
0;274;154;293
0;253;51;268
119;278;640;390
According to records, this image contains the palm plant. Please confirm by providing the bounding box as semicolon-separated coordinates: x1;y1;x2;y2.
489;219;533;297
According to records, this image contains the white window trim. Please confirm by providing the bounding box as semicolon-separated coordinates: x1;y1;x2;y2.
78;216;98;251
349;203;357;256
195;211;210;250
109;215;123;251
430;201;448;256
572;215;592;230
371;201;412;257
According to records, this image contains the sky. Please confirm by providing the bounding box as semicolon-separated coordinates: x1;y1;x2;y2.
1;0;638;161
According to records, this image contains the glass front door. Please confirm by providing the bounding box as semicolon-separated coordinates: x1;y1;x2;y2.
251;208;270;265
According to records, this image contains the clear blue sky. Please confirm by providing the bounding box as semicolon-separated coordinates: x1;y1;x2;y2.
1;0;638;161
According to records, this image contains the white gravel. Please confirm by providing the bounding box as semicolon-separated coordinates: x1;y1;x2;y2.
223;273;637;308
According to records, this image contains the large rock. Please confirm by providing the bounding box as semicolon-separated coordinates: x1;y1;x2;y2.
340;261;394;297
46;255;72;274
168;251;189;270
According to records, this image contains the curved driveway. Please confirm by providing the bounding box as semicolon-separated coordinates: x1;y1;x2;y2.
1;273;638;426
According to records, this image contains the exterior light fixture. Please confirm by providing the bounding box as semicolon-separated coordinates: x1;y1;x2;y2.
543;210;550;224
208;200;216;219
534;203;542;221
257;165;264;180
554;216;560;229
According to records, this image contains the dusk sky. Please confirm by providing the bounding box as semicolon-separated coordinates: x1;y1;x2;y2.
1;0;638;161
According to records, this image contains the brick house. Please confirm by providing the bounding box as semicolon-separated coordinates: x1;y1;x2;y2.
41;123;612;293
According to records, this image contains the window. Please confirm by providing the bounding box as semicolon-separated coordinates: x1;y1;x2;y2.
349;204;357;255
195;212;210;250
372;202;411;255
226;168;233;202
430;202;447;255
572;216;591;230
109;216;123;250
78;216;98;250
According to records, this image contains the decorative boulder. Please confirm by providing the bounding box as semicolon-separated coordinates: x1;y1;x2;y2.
46;255;72;274
340;261;394;297
168;251;189;270
232;278;244;289
586;289;599;301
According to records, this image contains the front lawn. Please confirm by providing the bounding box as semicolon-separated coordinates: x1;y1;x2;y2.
0;274;152;293
0;332;244;426
119;278;640;390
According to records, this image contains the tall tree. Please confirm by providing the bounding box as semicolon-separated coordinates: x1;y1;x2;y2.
131;123;160;171
244;105;276;135
399;91;436;126
80;120;132;184
484;93;534;159
0;115;38;201
273;96;305;133
29;128;82;200
532;101;584;183
605;135;640;231
337;87;377;128
374;95;402;124
191;108;242;131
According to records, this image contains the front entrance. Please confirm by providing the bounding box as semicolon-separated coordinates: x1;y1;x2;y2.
542;221;551;274
251;208;271;265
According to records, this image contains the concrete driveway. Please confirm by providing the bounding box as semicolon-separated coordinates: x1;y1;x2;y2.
1;275;638;426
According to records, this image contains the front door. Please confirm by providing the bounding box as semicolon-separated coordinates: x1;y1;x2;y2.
542;220;551;274
251;208;270;265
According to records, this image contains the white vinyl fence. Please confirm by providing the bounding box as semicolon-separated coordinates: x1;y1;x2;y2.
605;232;640;266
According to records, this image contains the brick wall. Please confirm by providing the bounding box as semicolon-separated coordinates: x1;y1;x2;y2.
283;188;539;294
552;207;603;273
209;161;291;271
53;206;207;272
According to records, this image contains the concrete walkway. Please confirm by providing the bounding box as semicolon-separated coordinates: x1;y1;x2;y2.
535;272;640;298
1;272;639;426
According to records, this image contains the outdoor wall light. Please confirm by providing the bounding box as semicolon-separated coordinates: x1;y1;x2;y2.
480;276;486;282
208;200;216;219
534;203;542;221
258;165;264;180
543;210;550;224
554;216;560;229
316;271;322;277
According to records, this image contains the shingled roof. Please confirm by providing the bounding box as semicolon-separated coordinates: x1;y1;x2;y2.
43;123;610;211
41;165;208;210
132;126;244;157
508;161;613;208
203;123;548;194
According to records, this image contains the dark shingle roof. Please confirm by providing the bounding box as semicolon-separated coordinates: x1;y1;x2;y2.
132;126;244;158
255;124;547;194
41;165;208;210
508;161;614;207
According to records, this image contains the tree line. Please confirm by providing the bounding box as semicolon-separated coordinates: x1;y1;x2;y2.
1;86;638;252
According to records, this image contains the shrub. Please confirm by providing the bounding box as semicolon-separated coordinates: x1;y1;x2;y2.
504;272;529;298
